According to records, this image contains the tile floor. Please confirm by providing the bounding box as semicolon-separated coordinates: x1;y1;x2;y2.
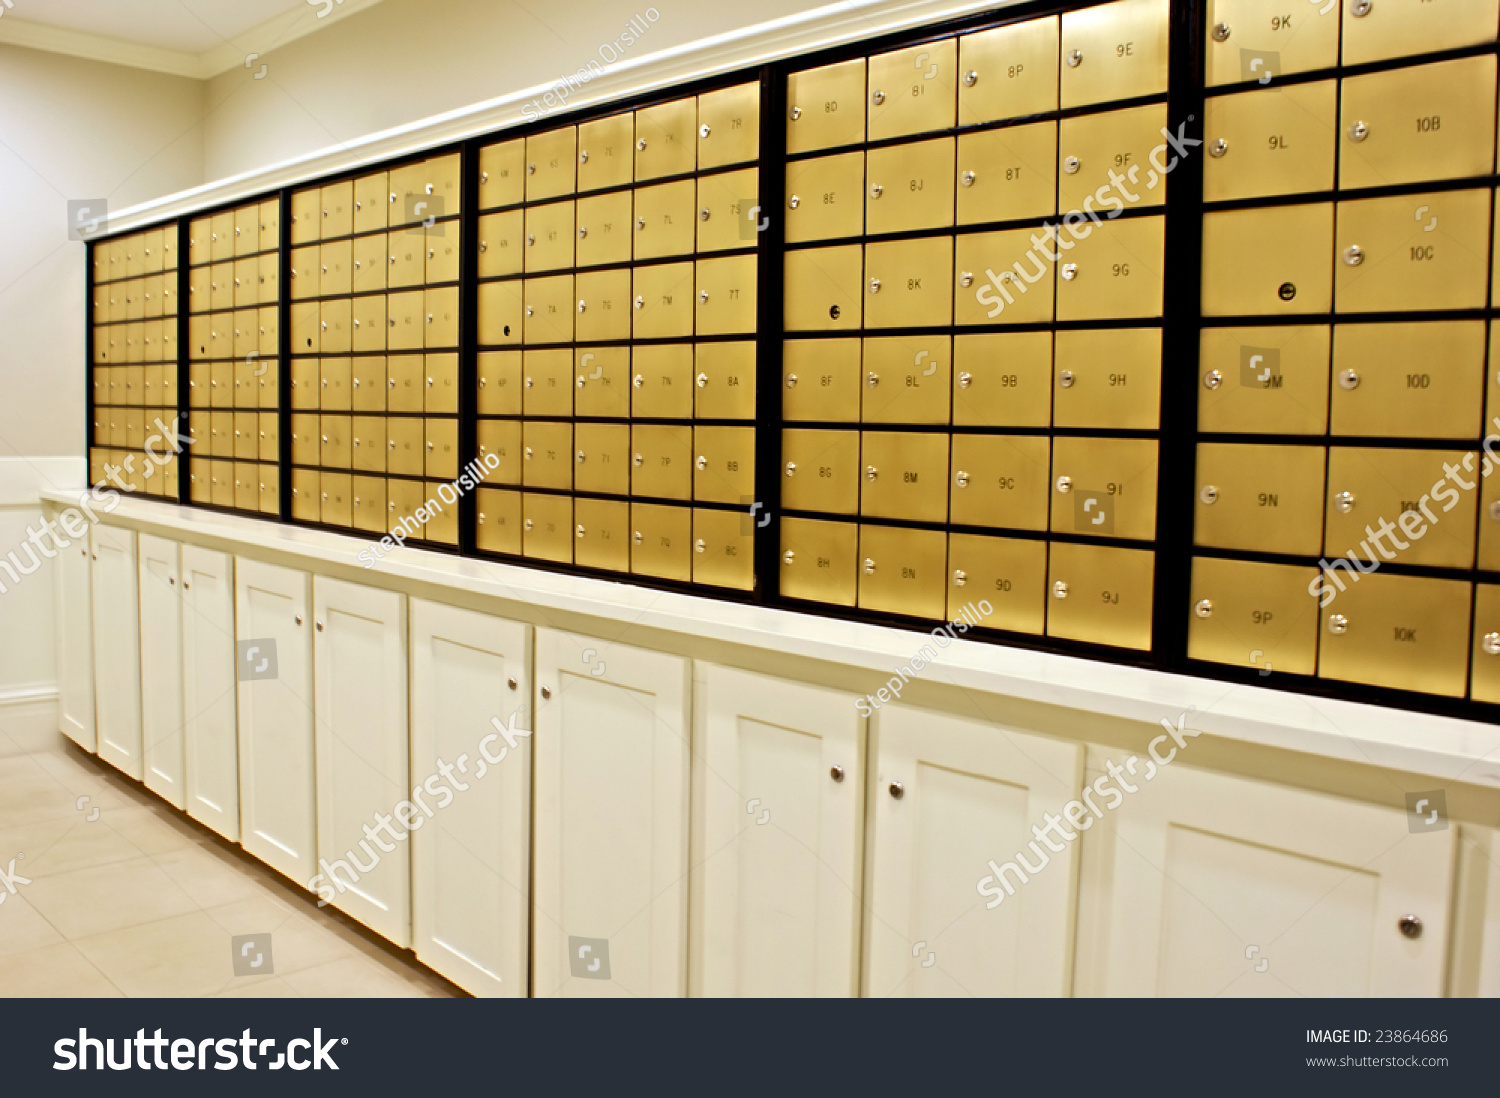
0;737;458;997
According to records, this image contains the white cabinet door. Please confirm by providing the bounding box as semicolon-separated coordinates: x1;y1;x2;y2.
1075;753;1455;997
866;705;1084;998
533;629;690;998
137;533;185;809
313;577;409;947
54;531;95;752
235;558;316;887
690;664;864;997
182;545;238;840
410;598;531;997
90;525;141;778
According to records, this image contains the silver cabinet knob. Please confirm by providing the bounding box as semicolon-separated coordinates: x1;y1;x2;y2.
830;765;845;782
1398;914;1422;939
888;781;904;799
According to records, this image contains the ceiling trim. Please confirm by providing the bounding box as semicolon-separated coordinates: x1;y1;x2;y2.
0;0;387;79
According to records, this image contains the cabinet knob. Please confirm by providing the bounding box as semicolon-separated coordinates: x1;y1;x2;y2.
829;765;844;782
540;685;552;699
183;581;190;590
888;781;904;800
1398;914;1423;939
294;615;303;625
315;620;324;632
168;577;175;585
508;677;518;690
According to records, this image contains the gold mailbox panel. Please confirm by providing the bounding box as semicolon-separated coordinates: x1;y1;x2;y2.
353;172;388;235
477;488;522;554
425;418;458;480
425;221;460;285
1471;584;1500;703
577;113;634;193
574;422;631;496
956;122;1058;225
576;191;634;267
858;524;948;620
949;434;1051;531
861;336;951;425
695;342;756;420
320;298;352;355
693;508;754;590
1194;442;1327;555
477;280;523;346
386;417;424;477
1046;542;1155;650
1324;446;1478;569
947;533;1048;634
631;503;693;582
424;352;458;414
1053;328;1161;429
289;468;318;520
787;59;867;155
386;479;427;534
867;39;958;142
631;424;693;500
352;355;386;412
1051;437;1158;541
1055;215;1164;321
635;97;698;182
634;179;696;260
693;426;755;504
696;255;758;336
1317;572;1470;697
386;353;424;413
351;416;385;473
958;17;1060;125
477;419;521;485
1197;325;1330;435
424;286;459;349
1341;0;1500;67
352;295;386;353
1201;202;1334;316
386;231;423;289
859;431;949;523
784;338;862;422
526;127;577;203
352;476;386;533
575;346;631;418
785;152;865;244
698;82;760;170
479;139;525;211
522;348;573;417
385;290;424;352
1479;468;1500;572
522;421;573;491
781;517;858;605
574;268;632;342
524;275;575;344
525;200;576;274
353;233;388;292
631;343;694;418
320;356;352;411
1058;104;1168;214
782;429;860;513
1060;0;1170;108
477;210;524;280
1330;321;1484;439
1203;81;1337;202
865;138;956;235
1339;57;1497;191
289;360;318;410
784;245;863;332
631;262;694;339
320;414;352;469
523;493;573;563
1188;557;1319;676
1335;189;1491;313
1205;0;1338;86
477;351;520;416
697;167;758;253
865;236;953;329
952;332;1052;427
573;497;630;572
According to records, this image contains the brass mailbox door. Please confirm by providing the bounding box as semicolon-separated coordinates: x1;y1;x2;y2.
352;355;386;413
318;240;352;298
258;412;279;463
634;179;696;260
952;332;1053;427
522;421;573;491
698;82;760;169
188;218;210;267
386;353;424;413
478;139;526;210
631;424;693;500
695;255;758;336
574;346;631;418
865;236;953;329
956;228;1055;326
1317;572;1470;697
1197;325;1330;434
785;152;865;244
956;122;1058;225
1046;542;1155;649
1324;446;1478;568
1479;469;1500;571
1339;57;1497;190
1194;442;1327;555
425;486;459;544
1060;0;1170;108
477;351;520;416
478;209;525;279
290;301;319;355
476;488;523;555
477;420;522;485
1188;557;1320;675
233;207;258;258
1203;81;1337;202
1471;584;1500;703
782;429;860;513
858;525;948;620
1051;437;1158;541
859;431;950;523
290;413;319;466
630;503;692;582
212;362;235;409
524;200;577;273
860;336;952;425
351;294;386;354
477;280;523;346
319;181;353;240
1205;0;1339;85
631;343;694;418
692;508;754;590
234;257;259;308
1201;203;1334;316
232;310;257;364
320;414;352;469
867;39;958;141
235;463;259;511
353;233;388;293
424;352;458;414
692;426;754;504
781;517;858;605
523;348;574;417
575;191;634;267
525;127;578;202
385;290;424;352
1336;189;1491;313
424;286;459;349
425;221;460;284
257;200;280;253
575;268;632;342
865;137;956;235
210;262;235;312
947;533;1048;634
522;493;574;564
1341;0;1500;67
631;262;694;339
386;417;425;477
290;468;319;519
784;245;863;332
950;434;1050;530
289;360;319;410
696;168;759;253
258;254;279;304
233;413;258;460
1058;104;1169;213
787;60;868;155
425;418;458;480
784;338;861;422
352;476;386;533
958;16;1060;124
1053;328;1161;429
319;298;352;355
1055;215;1164;321
577;113;634;193
695;341;756;420
386;231;424;289
210;211;235;261
524;275;575;344
574;423;631;496
320;356;352;412
574;498;631;572
1330;321;1484;439
386;479;427;534
352;415;386;473
353;171;389;234
635;97;698;181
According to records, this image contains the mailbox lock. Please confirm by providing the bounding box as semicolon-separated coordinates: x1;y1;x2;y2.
960;171;975;187
1343;245;1364;267
1398;915;1422;939
863;558;877;575
634;296;645;310
699;123;712;139
523;518;534;532
1066;49;1082;67
1334;491;1356;513
526;233;536;246
958;372;972;388
1058;370;1075;388
1338;369;1360;390
576;524;586;538
871;90;885;106
696;455;708;470
633;373;644;388
1484;632;1500;656
865;465;879;481
636;138;648;151
963;70;979;87
636;217;647;231
1347;121;1369;143
1063;156;1080;175
578;150;589;164
1278;282;1297;301
1211;22;1231;41
696;373;709;388
953;569;967;586
868;277;882;294
525;376;534;388
1203;370;1223;390
788;195;801;209
576;450;586;464
830;764;845;781
480;172;488;184
699;207;711;222
1055;475;1072;494
699;290;710;304
577;300;587;313
1199;485;1219;505
959;271;974;287
785;374;798;389
1194;599;1213;619
633;453;644;466
1352;0;1371;14
1061;263;1077;281
1052;581;1069;599
1209;139;1227;158
866;372;880;388
785;461;796;477
1489;501;1500;522
524;447;534;460
632;530;644;545
789;106;802;120
1328;614;1349;635
955;471;970;488
870;184;883;199
694;538;707;554
783;550;795;565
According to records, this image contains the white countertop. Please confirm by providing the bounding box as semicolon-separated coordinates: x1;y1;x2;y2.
44;486;1500;789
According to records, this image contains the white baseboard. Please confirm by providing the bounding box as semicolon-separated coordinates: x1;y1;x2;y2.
0;686;63;757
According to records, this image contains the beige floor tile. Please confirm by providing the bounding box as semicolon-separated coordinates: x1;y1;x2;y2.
0;815;159;880
150;844;271;910
281;955;440;998
216;976;302;997
0;894;65;957
72;910;276;998
22;856;199;939
201;895;355;975
0;942;122;996
26;750;136;808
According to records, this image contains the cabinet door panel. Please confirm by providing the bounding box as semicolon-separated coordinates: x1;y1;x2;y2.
182;546;239;841
138;533;185;808
55;531;96;752
91;526;142;779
